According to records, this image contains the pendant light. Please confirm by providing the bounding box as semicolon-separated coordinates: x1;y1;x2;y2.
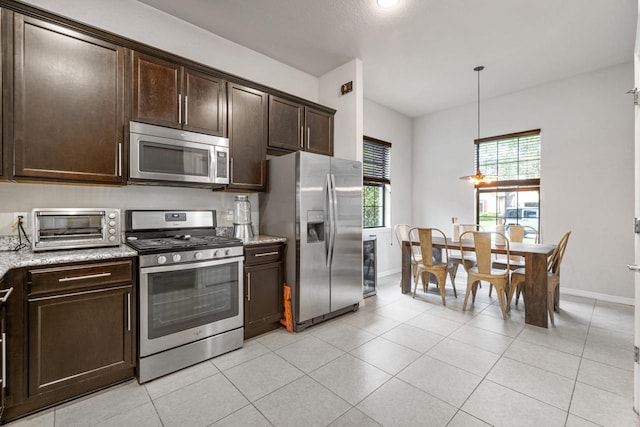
459;65;494;185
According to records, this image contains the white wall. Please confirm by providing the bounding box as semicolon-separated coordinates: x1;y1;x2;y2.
21;0;319;101
363;99;413;276
413;62;634;302
319;59;364;162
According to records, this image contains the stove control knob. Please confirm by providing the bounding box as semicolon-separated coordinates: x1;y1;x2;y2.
108;228;116;235
172;254;181;262
108;236;116;242
213;250;220;257
108;212;116;219
194;252;203;260
157;255;167;265
224;249;230;256
109;220;116;227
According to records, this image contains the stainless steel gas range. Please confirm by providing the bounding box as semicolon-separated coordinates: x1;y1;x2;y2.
125;210;244;383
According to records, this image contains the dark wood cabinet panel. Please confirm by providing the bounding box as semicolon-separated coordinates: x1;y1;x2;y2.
132;52;182;129
305;107;334;156
268;96;303;152
268;96;334;157
227;83;267;191
28;285;132;396
243;243;285;339
132;52;226;137
12;14;125;184
2;259;136;423
184;69;226;137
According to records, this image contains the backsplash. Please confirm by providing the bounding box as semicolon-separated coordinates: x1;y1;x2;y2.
0;182;260;236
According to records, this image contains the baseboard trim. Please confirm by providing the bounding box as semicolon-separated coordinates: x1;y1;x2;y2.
561;287;634;306
379;268;401;278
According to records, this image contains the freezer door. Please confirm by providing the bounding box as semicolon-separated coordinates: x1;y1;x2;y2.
297;152;332;322
330;158;363;311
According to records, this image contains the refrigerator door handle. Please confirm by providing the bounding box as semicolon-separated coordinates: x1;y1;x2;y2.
325;173;332;267
328;173;338;266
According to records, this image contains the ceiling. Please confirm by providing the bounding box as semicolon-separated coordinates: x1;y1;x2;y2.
136;0;637;118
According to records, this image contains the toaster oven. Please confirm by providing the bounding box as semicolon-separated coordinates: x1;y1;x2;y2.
32;208;121;252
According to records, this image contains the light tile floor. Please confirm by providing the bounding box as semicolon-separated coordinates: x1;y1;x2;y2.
8;273;640;427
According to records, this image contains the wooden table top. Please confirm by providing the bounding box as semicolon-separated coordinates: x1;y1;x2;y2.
406;236;556;257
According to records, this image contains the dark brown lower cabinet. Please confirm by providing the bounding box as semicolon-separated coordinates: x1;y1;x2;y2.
2;258;136;423
244;244;285;339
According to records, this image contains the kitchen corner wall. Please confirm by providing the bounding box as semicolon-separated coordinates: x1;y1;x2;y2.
363;99;413;277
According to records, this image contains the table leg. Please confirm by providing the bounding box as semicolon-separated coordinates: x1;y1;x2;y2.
524;252;548;327
401;241;411;294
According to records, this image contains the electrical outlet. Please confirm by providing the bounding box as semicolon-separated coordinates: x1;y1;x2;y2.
13;212;28;228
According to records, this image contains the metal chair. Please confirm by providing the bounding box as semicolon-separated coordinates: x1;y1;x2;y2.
509;231;571;326
409;227;454;305
460;230;511;319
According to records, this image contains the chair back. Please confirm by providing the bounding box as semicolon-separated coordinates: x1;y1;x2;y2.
394;224;411;246
407;227;422;265
548;231;571;275
460;230;510;274
417;228;448;267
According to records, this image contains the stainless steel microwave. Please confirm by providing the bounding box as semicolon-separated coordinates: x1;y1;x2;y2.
129;121;229;186
32;208;121;252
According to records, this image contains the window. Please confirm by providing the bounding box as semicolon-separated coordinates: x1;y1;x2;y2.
363;136;391;228
475;130;541;239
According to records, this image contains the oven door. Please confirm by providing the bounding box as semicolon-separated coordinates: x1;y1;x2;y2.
139;256;243;357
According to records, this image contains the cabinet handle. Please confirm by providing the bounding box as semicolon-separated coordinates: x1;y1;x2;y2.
254;251;279;257
247;272;251;302
126;292;131;332
59;272;111;283
185;95;188;125
118;142;122;177
300;126;303;148
2;332;6;390
178;94;182;124
0;288;13;304
230;158;234;181
307;127;310;150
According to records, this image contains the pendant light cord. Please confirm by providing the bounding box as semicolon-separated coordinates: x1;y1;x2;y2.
474;65;484;174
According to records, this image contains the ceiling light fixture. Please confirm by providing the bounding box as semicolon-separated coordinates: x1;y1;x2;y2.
459;65;494;185
377;0;400;8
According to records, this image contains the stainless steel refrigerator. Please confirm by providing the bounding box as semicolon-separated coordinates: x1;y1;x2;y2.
259;151;363;331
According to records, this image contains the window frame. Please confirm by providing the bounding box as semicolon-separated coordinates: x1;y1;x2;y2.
473;130;541;230
363;135;391;229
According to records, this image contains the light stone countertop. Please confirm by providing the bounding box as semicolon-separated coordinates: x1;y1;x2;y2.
242;235;287;246
0;245;138;280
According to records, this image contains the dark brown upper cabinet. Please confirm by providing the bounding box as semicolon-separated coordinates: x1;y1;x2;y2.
227;83;267;191
11;13;126;184
132;52;226;137
268;95;334;157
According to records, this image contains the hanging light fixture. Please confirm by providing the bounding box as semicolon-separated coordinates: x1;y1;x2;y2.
459;65;494;185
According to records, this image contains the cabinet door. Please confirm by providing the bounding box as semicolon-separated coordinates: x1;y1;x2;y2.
28;286;133;397
132;51;182;129
244;262;283;339
12;15;125;183
227;83;267;191
183;69;226;136
268;96;303;152
305;107;334;156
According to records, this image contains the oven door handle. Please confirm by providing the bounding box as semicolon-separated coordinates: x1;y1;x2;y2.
139;256;244;274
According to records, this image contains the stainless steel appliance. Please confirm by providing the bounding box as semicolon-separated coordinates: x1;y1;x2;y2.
125;210;243;383
260;151;363;331
129;121;229;187
31;208;121;252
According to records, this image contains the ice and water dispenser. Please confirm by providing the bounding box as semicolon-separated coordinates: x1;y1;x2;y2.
306;210;325;243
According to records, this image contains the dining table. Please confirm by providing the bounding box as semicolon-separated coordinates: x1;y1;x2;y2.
401;236;557;328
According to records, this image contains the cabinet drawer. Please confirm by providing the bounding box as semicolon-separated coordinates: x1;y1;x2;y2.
244;244;283;265
29;260;133;296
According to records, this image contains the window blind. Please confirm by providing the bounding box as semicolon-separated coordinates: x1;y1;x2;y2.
363;137;391;184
